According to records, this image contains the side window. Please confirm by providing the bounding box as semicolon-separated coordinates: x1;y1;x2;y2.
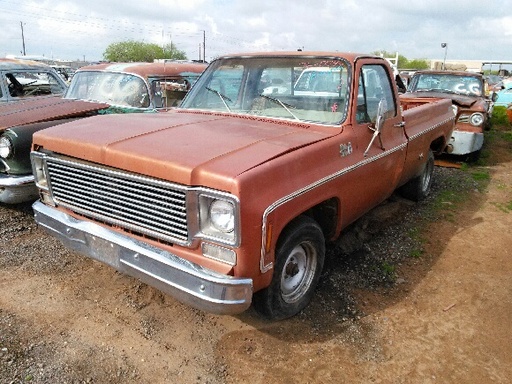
356;74;370;123
152;77;191;108
204;65;244;108
5;71;66;98
260;68;292;96
356;64;396;124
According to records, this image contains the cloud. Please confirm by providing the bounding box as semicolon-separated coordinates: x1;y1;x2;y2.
0;0;511;64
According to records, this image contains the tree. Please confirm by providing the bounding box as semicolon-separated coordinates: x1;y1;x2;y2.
103;40;187;62
371;50;429;70
403;59;429;70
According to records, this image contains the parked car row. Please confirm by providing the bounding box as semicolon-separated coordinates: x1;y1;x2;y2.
2;60;501;210
0;59;207;204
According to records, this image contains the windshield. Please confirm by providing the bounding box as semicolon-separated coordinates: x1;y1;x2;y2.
180;56;350;126
65;71;150;108
410;73;483;97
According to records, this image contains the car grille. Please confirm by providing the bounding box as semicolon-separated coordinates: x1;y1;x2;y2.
457;115;470;123
45;156;189;244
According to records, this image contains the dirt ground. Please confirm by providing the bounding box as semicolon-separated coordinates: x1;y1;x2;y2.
1;134;511;383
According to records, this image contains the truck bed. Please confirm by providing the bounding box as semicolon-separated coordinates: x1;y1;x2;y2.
398;97;455;186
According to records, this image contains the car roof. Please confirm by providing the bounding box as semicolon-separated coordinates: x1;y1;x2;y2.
75;61;207;79
413;70;483;78
0;58;57;71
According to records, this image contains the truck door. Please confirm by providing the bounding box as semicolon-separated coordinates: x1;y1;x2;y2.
350;61;408;209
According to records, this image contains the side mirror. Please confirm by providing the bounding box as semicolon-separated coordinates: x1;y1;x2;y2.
491;92;499;102
364;98;387;157
375;98;388;131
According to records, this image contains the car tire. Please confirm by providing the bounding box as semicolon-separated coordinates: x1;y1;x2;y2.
399;149;434;202
253;216;325;320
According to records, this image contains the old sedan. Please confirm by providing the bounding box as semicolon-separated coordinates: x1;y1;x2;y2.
0;60;206;204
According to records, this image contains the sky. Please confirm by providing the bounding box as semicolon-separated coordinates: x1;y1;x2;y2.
1;0;511;65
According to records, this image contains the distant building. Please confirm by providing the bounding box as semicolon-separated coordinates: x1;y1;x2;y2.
431;59;512;74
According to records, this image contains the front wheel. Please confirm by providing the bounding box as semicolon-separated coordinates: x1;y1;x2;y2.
399;149;435;202
253;216;325;320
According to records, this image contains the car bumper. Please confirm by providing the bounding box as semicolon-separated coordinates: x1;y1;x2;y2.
0;174;38;204
32;201;253;315
446;130;484;155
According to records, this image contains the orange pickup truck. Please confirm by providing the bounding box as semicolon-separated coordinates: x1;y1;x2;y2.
31;52;454;320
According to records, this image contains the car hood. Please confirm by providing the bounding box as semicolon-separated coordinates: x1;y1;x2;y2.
0;96;109;131
404;91;480;108
33;110;336;190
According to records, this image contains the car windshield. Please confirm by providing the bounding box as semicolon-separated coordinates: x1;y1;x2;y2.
180;56;351;126
411;73;483;97
65;71;150;108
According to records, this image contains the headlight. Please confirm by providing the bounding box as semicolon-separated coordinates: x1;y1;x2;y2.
198;193;239;246
0;136;13;159
470;113;484;126
30;151;55;206
210;200;235;233
30;152;49;190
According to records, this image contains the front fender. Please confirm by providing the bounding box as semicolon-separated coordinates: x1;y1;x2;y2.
1;118;79;174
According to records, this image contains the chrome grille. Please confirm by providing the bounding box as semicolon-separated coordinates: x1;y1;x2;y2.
457;115;470;123
45;156;189;244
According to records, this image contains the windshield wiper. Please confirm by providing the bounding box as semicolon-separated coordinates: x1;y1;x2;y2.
258;94;299;121
205;86;232;111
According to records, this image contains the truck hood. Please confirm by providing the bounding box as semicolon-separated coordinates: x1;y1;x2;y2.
404;91;479;108
33;110;336;189
0;96;109;131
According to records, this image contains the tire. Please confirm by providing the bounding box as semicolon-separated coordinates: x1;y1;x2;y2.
399;150;434;202
253;216;325;320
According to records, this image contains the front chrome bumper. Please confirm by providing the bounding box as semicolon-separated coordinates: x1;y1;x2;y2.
32;201;253;315
0;174;38;204
446;130;484;155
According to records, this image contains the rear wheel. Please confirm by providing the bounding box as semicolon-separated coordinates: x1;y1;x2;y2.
400;150;434;201
253;216;325;320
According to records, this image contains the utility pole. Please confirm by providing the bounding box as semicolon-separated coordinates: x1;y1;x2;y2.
20;21;26;56
202;30;206;62
441;43;448;70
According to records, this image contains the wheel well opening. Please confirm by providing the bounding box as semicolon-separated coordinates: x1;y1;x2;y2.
302;197;339;241
431;136;447;155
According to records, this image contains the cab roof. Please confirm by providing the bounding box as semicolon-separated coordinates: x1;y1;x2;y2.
216;51;380;62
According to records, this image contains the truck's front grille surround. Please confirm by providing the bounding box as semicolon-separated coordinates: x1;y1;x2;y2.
44;156;191;245
457;115;470;124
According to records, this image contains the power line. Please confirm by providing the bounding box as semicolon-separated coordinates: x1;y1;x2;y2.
0;1;207;38
0;0;290;60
